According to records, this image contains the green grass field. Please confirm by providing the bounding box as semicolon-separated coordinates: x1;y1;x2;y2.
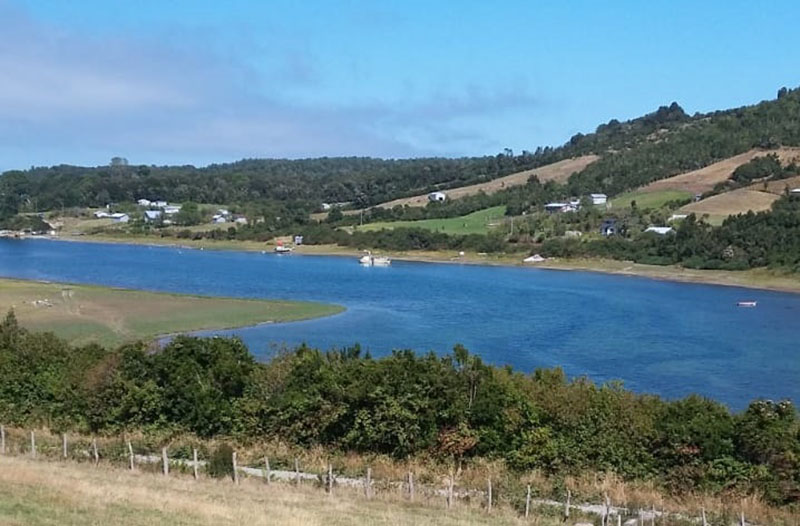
0;278;343;347
356;206;507;235
611;190;693;210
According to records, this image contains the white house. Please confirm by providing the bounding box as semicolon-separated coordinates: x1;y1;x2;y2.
544;202;577;214
153;200;168;208
320;203;332;211
234;217;248;225
137;199;151;207
93;211;110;219
668;214;689;222
217;209;230;217
110;213;129;223
144;210;162;222
163;205;182;215
645;226;674;235
428;191;447;202
589;193;608;206
212;214;226;224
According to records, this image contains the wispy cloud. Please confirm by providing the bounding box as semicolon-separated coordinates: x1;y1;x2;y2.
0;2;540;168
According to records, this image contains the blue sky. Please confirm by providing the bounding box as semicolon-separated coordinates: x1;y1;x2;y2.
1;0;799;170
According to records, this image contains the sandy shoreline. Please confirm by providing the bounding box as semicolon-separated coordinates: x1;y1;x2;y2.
22;233;800;295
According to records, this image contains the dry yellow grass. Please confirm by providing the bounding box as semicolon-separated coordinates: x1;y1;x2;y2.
373;155;599;209
0;455;537;526
680;188;780;217
642;147;800;195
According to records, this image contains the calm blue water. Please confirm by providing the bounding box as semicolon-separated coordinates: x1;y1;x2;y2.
1;238;798;409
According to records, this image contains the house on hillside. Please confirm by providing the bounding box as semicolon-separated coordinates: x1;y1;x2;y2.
589;193;608;206
320;203;332;211
428;191;447;202
544;202;577;214
600;219;618;236
668;214;688;222
110;213;129;223
163;205;182;215
153;200;168;208
144;210;162;223
93;211;110;219
212;214;226;224
137;199;151;207
234;217;248;225
645;226;674;235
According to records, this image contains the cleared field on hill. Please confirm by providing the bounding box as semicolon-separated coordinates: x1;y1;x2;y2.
680;188;779;220
0;278;342;346
642;148;800;195
0;456;532;526
356;206;507;235
374;155;599;209
610;189;692;209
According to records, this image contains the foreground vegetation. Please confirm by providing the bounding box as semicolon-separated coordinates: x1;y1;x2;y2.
0;455;532;526
1;314;796;512
0;278;343;346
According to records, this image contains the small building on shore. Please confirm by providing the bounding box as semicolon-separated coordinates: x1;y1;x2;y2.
144;210;162;223
589;193;608;206
110;213;129;223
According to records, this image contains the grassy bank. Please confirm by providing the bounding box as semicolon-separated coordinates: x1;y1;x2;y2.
0;278;343;347
0;456;531;526
354;205;507;235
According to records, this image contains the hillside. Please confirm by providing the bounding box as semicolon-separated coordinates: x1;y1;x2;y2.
373;155;598;209
679;188;780;222
641;147;800;195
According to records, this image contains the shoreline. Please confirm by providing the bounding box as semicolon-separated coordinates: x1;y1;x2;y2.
21;233;800;295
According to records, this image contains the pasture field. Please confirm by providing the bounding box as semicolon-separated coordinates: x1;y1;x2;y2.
680;188;779;218
355;206;507;235
0;278;343;346
610;189;692;210
0;456;533;526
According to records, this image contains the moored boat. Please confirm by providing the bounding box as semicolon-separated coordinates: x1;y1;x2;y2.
736;301;757;307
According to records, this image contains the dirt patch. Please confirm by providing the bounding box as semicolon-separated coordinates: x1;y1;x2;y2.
642;148;800;195
680;188;779;217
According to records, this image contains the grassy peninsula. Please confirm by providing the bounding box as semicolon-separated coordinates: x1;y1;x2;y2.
0;278;343;347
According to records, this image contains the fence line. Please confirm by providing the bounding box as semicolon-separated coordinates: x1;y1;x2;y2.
0;426;750;525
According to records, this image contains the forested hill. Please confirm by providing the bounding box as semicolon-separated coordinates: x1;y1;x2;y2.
2;86;800;219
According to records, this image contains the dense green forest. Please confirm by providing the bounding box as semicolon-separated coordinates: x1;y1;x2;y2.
3;86;800;225
0;313;796;505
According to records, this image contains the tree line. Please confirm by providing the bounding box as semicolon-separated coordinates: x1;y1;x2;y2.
0;312;797;505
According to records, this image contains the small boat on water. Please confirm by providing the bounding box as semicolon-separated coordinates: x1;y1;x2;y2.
274;241;293;254
737;301;757;307
359;250;391;266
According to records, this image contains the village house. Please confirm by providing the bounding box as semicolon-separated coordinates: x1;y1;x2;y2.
137;199;151;207
234;217;248;225
163;205;182;215
428;191;447;202
544;202;577;214
153;200;168;208
93;211;110;219
109;213;129;223
600;219;618;236
212;214;226;224
645;226;675;235
590;193;608;206
144;210;162;222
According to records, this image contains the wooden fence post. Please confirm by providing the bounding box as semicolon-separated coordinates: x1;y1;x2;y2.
128;441;135;470
92;439;99;465
162;447;169;476
487;478;492;513
525;485;531;518
327;463;333;494
30;431;35;458
564;489;571;521
232;451;239;484
446;471;454;509
0;425;4;455
294;458;300;485
365;467;372;499
264;457;270;485
62;433;67;459
192;448;199;479
408;471;414;501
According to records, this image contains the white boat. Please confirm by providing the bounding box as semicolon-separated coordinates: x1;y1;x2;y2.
274;244;293;254
736;301;757;307
359;251;391;266
523;254;546;263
